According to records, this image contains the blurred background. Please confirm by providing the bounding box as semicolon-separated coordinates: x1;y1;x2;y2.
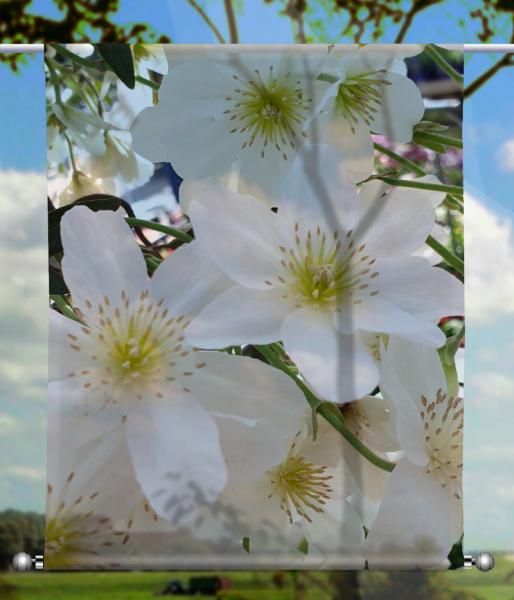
1;1;514;599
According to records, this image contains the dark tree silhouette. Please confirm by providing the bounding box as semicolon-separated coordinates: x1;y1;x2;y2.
0;510;45;570
0;0;170;70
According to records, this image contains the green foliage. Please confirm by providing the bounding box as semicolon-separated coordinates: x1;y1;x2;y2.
0;510;45;571
0;0;170;70
97;44;135;89
362;570;451;600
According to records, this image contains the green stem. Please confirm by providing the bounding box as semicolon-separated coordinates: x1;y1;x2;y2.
414;130;463;149
125;218;193;243
51;295;82;323
187;0;226;43
445;193;464;214
45;57;62;104
62;132;78;173
424;44;463;87
135;74;160;91
52;43;98;68
426;235;464;277
374;142;426;176
256;345;395;473
378;177;462;195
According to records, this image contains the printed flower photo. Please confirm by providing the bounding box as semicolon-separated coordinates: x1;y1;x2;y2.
45;43;464;569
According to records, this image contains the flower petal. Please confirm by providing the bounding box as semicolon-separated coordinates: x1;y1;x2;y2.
305;498;365;567
368;71;425;142
186;285;289;348
327;46;423;78
187;182;289;289
60;206;148;321
334;295;446;347
150;240;232;318
124;393;227;523
379;337;448;466
363;459;462;569
49;309;95;381
317;115;375;183
345;395;400;454
353;184;436;258
381;337;448;415
278;143;361;228
281;307;379;403
181;351;306;483
184;351;306;421
374;257;464;320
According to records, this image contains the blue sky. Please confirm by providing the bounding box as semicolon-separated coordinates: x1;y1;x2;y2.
20;0;514;45
1;2;514;553
0;57;45;171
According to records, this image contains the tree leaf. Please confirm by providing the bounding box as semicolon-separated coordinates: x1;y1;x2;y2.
242;537;251;554
97;44;135;89
447;538;464;570
296;537;309;555
414;120;450;133
49;269;69;295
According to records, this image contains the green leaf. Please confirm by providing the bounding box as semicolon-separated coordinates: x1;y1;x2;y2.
413;136;447;154
414;120;450;134
125;218;193;243
97;44;135;89
414;130;463;150
447;538;464;570
296;537;309;555
242;537;251;554
49;269;69;295
317;72;340;84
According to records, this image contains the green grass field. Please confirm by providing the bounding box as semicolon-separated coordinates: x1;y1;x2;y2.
1;555;513;600
437;554;514;600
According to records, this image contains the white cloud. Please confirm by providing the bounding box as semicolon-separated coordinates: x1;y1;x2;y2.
0;171;47;393
466;192;514;323
0;466;45;481
466;445;514;461
0;413;19;434
498;138;514;172
0;170;47;511
471;370;514;402
496;484;514;501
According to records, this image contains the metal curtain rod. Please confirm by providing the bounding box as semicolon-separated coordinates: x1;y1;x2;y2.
0;43;514;53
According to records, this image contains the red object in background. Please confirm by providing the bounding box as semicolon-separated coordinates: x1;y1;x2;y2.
439;316;465;347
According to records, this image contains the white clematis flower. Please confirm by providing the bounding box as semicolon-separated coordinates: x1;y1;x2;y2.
65;43;95;59
52;102;116;156
131;47;335;199
358;174;451;266
46;392;164;570
50;206;306;522
363;338;463;569
318;45;425;182
84;130;154;187
213;409;365;567
339;395;400;527
49;170;109;208
185;145;463;404
46;391;184;570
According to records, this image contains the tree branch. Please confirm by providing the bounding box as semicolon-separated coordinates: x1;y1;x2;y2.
394;0;443;43
224;0;239;43
187;0;226;44
464;53;514;99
